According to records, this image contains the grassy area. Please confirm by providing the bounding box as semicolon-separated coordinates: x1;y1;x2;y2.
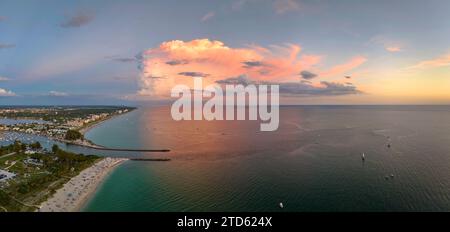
0;143;100;212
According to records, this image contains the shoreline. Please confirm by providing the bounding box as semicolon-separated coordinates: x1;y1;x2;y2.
38;157;128;212
1;107;136;212
78;109;135;136
1;108;136;149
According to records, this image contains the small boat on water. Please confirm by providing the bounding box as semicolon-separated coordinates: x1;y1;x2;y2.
362;153;365;161
279;202;284;209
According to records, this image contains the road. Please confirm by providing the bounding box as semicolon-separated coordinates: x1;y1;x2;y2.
0;152;16;159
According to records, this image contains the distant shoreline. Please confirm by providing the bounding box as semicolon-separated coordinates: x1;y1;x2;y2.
78;109;134;136
0;107;137;150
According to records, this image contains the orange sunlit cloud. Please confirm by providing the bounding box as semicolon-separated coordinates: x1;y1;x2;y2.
409;53;450;69
137;39;366;98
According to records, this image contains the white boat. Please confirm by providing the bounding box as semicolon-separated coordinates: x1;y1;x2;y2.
362;153;365;161
279;202;284;209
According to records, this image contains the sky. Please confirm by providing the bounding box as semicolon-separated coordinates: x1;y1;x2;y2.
0;0;449;105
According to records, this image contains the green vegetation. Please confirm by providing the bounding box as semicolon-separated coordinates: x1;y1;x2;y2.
12;140;26;153
52;144;59;153
29;142;42;150
0;142;100;212
0;141;24;155
0;106;135;124
64;129;83;141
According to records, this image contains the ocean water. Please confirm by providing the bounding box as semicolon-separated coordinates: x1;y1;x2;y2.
39;106;450;211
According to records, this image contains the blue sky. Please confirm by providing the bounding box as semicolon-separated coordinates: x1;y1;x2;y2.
1;0;449;105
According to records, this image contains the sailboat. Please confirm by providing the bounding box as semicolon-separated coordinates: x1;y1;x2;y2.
362;153;365;161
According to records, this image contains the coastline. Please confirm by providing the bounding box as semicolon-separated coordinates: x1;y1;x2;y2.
69;108;136;149
78;109;135;136
38;157;128;212
38;111;134;212
1;108;136;212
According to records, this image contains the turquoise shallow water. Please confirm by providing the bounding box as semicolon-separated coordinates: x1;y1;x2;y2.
80;106;450;211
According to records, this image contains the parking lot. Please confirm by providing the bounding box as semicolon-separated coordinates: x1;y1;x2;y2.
0;169;16;182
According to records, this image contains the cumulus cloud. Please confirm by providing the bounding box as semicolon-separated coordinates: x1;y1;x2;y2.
0;44;15;50
178;72;210;77
0;88;16;97
137;39;316;96
409;53;450;69
136;39;364;97
61;11;95;28
300;70;317;80
49;91;69;97
201;11;215;22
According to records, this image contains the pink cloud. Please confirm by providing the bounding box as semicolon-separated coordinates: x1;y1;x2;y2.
137;39;364;98
320;56;367;77
410;53;450;69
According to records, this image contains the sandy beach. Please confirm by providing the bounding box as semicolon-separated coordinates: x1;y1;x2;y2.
38;157;128;212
